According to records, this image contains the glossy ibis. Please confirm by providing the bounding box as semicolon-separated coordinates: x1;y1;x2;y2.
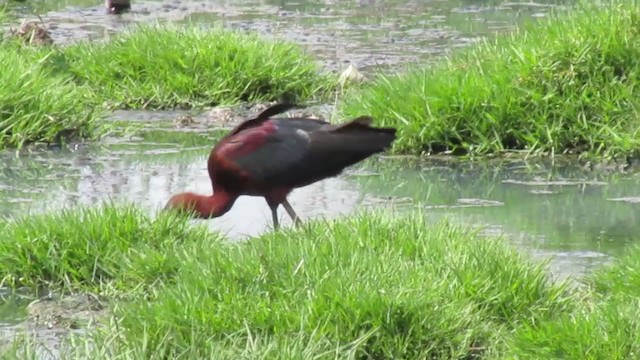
164;103;397;230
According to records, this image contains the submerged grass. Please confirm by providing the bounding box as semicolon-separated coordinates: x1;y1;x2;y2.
339;1;640;160
0;205;573;358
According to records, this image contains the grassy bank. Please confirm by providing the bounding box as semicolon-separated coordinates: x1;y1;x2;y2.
0;23;334;150
59;24;334;110
2;205;640;358
339;1;640;160
0;205;575;358
0;45;100;149
0;5;99;148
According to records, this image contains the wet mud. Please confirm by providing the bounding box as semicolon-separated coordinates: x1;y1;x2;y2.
0;291;108;359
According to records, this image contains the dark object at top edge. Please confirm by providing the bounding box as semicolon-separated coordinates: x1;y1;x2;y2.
106;3;131;15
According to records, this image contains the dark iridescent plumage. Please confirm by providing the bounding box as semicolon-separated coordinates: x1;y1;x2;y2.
165;103;397;229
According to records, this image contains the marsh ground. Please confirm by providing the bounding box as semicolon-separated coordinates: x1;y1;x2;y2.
1;0;639;359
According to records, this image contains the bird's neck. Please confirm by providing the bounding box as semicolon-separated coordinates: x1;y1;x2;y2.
192;191;236;219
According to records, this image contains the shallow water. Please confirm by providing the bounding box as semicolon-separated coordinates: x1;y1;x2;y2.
1;119;637;272
5;0;571;72
3;0;638;356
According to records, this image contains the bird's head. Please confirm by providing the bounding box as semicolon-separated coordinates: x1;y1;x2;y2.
163;192;201;217
163;191;233;219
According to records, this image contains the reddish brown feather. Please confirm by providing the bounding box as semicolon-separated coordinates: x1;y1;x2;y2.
209;119;278;181
165;102;397;225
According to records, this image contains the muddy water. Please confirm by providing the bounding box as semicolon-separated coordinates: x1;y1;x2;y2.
1;116;638;273
6;0;570;72
358;156;639;277
0;114;385;238
0;0;593;254
3;0;638;357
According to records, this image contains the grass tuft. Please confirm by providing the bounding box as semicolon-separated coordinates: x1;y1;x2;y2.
0;23;334;149
590;244;640;299
507;243;640;359
0;204;218;292
111;213;570;359
508;296;640;360
5;205;640;358
339;1;640;160
0;43;101;149
58;23;334;110
0;205;572;358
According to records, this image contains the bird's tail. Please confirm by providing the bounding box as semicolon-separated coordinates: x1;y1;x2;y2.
283;115;397;185
327;115;397;154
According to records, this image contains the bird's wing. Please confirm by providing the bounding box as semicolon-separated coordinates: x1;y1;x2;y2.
213;121;314;184
213;116;395;188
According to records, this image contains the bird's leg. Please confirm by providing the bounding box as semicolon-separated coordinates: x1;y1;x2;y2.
269;203;280;231
282;199;303;227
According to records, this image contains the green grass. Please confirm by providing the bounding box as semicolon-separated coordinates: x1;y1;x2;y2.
0;23;334;150
0;205;574;359
3;205;640;358
0;9;96;147
57;24;334;110
0;0;99;148
505;244;640;360
507;297;640;359
338;0;640;161
0;4;7;24
0;204;216;294
0;44;101;149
